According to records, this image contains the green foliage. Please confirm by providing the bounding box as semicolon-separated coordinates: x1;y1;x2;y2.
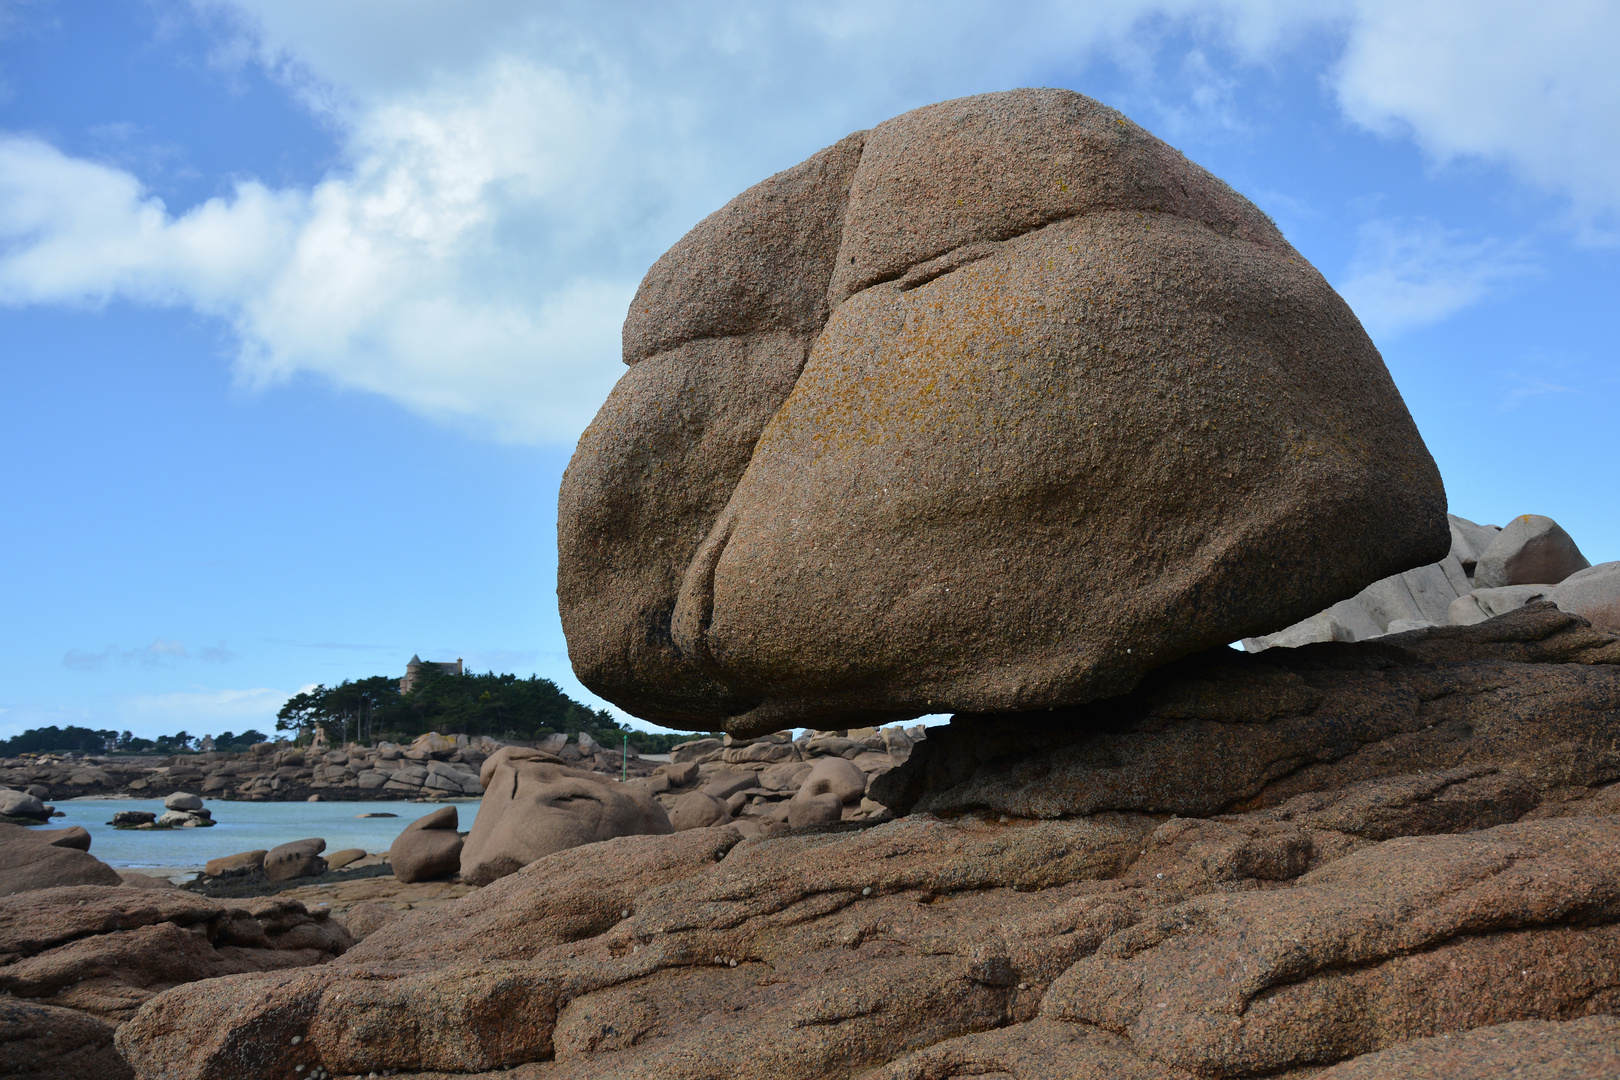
0;727;199;755
273;671;704;751
1;725;117;755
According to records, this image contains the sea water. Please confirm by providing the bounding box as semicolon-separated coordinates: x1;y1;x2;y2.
46;797;479;878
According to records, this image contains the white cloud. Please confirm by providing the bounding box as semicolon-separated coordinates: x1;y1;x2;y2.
1333;0;1620;238
0;1;1616;442
1336;218;1535;338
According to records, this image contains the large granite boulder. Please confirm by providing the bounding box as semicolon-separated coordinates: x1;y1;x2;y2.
559;88;1447;736
459;749;672;884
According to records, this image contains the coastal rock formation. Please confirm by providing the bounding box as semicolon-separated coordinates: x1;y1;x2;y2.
559;87;1448;735
0;824;122;896
109;605;1620;1079
1245;511;1615;649
0;729;649;805
0;883;350;1064
460;750;671;885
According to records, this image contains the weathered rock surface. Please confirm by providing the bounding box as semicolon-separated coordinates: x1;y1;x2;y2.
1313;1016;1620;1079
560;87;1447;736
0;883;349;1062
1554;561;1620;633
0;999;132;1080
461;752;672;885
880;602;1620;820
107;604;1620;1080
0;823;123;896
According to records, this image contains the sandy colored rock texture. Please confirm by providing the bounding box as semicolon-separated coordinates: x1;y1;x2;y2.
559;87;1447;736
0;885;350;1029
111;608;1620;1080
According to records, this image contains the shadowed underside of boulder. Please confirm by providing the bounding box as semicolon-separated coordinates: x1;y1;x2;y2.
114;610;1620;1080
558;87;1448;736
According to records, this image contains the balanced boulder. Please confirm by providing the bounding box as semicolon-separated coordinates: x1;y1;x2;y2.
390;806;463;884
163;792;203;812
459;749;671;885
559;87;1447;736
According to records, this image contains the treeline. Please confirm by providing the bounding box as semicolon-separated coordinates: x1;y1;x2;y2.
0;726;267;756
275;671;714;753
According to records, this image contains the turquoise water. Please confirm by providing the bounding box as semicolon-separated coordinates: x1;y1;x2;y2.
46;798;480;875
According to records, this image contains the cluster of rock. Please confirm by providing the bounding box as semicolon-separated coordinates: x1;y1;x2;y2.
88;606;1620;1080
0;729;651;804
1246;512;1617;649
451;724;922;887
109;792;217;830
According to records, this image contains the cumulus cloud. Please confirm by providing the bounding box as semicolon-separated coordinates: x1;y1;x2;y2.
0;1;1615;442
1334;0;1620;239
1336;217;1536;338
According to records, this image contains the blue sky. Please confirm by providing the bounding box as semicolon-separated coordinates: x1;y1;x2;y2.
2;1;1617;741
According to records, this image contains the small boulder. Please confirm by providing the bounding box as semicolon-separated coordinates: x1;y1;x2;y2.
325;848;366;870
163;791;204;811
787;791;843;828
659;761;700;787
390;807;464;883
117;871;177;890
109;810;157;829
263;838;327;883
205;850;267;877
797;756;868;803
699;770;761;801
669;791;731;832
0;788;50;824
1473;514;1590;588
1550;562;1620;633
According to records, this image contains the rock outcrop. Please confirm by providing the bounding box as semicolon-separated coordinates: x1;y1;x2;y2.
107;605;1620;1079
0;729;652;804
0;824;123;896
559;87;1448;736
1245;511;1615;649
0;883;349;1058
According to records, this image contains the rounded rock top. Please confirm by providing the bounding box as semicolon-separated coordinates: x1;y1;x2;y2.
558;87;1449;736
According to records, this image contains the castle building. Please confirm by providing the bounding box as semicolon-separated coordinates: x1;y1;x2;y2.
400;655;465;693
